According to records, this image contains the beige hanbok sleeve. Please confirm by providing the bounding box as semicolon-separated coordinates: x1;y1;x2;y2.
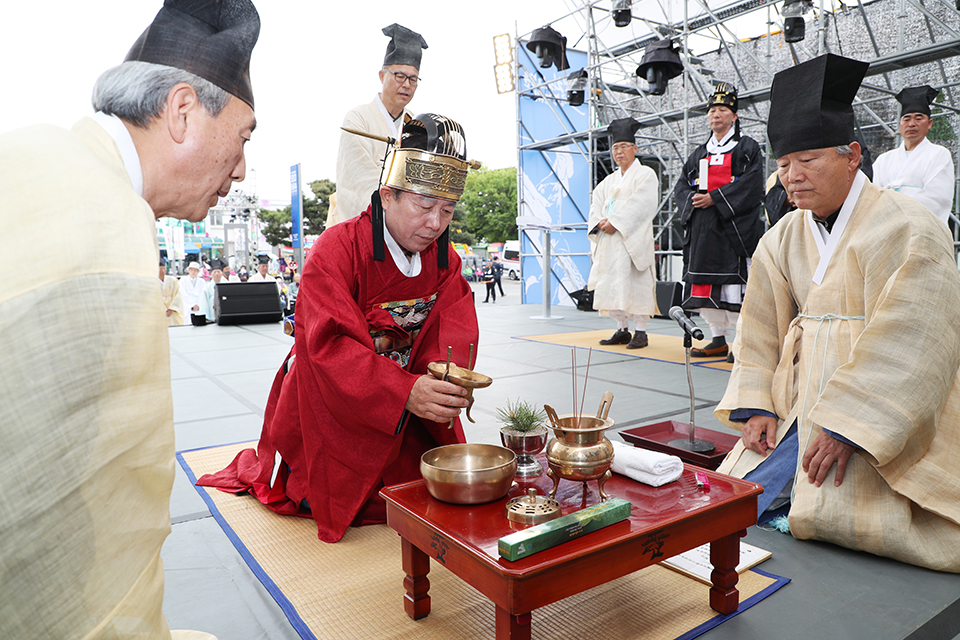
163;276;185;326
0;119;212;638
329;100;394;226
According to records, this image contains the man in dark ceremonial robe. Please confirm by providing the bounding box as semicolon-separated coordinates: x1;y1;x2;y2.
198;114;479;542
674;83;764;361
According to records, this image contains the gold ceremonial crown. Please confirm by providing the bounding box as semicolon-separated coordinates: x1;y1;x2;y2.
342;113;479;203
383;148;470;201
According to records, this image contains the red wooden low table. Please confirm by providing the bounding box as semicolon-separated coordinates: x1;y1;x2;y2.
380;464;761;640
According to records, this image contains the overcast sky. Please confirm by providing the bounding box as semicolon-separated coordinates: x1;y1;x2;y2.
1;1;578;206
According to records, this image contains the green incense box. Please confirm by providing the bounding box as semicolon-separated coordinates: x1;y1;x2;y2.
498;498;632;561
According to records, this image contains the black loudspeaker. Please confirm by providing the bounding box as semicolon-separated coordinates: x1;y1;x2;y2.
215;282;283;325
655;281;683;319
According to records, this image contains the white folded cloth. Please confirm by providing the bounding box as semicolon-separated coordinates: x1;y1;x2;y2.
610;440;683;487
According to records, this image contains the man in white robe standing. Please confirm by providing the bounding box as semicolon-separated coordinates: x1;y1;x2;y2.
180;260;205;318
326;24;427;226
587;118;659;350
716;53;960;573
872;85;955;226
201;257;228;322
0;1;260;637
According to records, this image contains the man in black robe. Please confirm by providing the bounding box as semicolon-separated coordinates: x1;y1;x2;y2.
674;83;764;362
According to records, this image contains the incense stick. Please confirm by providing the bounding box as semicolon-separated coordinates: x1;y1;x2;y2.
578;347;592;420
571;348;577;418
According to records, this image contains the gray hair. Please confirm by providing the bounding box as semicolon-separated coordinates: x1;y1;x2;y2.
92;61;230;128
835;144;854;156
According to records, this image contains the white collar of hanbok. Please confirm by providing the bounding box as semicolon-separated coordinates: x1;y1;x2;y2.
807;169;866;286
706;128;738;155
382;217;422;278
616;158;639;188
374;94;404;138
91;111;143;197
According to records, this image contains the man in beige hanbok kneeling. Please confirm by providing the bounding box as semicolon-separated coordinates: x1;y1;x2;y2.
587;117;659;349
715;53;960;573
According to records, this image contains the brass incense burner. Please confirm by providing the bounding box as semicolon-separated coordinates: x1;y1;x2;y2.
544;392;615;501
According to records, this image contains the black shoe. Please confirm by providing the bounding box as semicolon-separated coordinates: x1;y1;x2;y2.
726;352;735;363
600;329;631;345
690;336;728;358
626;331;649;349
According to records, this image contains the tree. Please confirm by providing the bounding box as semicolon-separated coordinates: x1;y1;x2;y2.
260;178;336;247
459;167;517;243
449;205;476;246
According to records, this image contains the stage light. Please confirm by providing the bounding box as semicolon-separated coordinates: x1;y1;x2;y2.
782;0;812;43
567;69;588;106
526;25;569;72
613;0;632;27
636;39;683;96
493;34;515;94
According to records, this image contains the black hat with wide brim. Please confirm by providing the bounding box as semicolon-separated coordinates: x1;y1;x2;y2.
125;0;260;109
896;85;939;117
768;53;869;158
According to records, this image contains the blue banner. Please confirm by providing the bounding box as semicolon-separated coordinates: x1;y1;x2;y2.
517;45;590;307
290;164;302;249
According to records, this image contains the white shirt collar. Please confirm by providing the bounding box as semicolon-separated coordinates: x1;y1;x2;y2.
374;94;404;138
382;217;422;277
706;128;738;155
807;170;866;285
90;112;143;197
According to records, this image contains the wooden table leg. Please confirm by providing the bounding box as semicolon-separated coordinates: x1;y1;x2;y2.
495;606;531;640
709;530;742;614
401;537;431;620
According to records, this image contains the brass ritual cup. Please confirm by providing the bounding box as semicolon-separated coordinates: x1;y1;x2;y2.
544;392;615;501
426;362;493;424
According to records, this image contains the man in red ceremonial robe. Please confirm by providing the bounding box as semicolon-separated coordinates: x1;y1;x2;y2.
198;114;479;542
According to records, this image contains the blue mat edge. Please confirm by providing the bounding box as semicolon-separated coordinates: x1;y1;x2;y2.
178;443;789;640
675;567;792;640
176;446;318;640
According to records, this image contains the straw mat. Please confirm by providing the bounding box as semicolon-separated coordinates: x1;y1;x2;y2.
516;330;733;371
179;442;787;640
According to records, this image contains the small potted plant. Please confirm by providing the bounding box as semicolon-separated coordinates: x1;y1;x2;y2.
498;398;550;477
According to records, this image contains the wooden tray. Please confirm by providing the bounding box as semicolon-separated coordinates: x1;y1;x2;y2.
620;421;739;470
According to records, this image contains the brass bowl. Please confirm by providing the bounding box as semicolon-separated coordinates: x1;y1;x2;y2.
420;443;517;504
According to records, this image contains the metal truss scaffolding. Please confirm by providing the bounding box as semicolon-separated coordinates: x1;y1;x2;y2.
515;0;960;307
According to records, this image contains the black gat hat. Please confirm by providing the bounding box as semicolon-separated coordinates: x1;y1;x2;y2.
607;118;641;145
125;0;260;109
896;85;939;118
768;53;868;158
382;23;428;70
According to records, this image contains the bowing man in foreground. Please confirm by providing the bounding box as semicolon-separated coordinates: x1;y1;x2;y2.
198;114;479;543
871;85;955;226
716;53;960;573
587;117;659;350
327;23;427;226
0;0;260;637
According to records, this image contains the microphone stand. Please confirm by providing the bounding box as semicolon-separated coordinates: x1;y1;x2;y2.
669;328;716;454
